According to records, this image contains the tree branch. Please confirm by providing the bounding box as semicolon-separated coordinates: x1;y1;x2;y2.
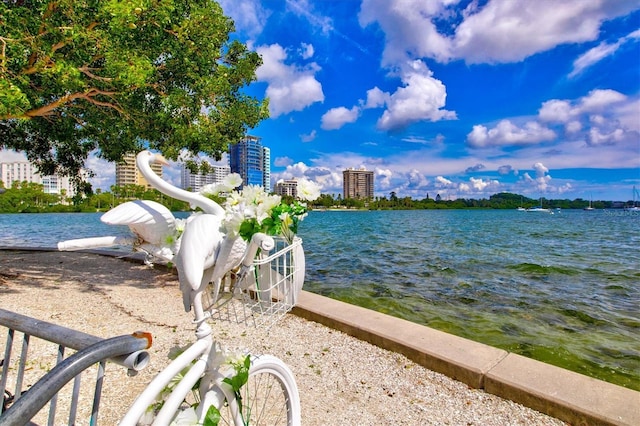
1;88;123;119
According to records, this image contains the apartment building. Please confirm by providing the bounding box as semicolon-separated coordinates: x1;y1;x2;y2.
115;153;163;189
343;168;374;200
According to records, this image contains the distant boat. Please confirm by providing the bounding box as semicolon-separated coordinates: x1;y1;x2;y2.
584;194;595;211
517;196;526;211
526;197;551;213
625;186;640;211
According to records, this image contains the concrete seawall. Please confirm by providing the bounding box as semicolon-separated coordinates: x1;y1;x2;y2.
292;290;640;426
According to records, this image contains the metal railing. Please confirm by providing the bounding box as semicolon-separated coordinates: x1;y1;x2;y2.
0;308;151;426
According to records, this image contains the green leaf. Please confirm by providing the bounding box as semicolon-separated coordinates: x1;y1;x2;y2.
203;404;222;426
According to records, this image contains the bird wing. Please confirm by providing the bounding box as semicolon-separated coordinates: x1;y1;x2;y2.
101;200;176;246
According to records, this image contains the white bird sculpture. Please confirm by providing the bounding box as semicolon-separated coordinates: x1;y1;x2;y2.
59;150;251;313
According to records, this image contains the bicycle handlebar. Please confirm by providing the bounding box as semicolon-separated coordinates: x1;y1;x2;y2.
243;233;275;267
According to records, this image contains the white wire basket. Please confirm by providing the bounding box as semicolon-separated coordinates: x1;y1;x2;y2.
203;236;305;329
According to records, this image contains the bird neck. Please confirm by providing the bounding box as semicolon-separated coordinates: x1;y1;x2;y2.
138;156;225;217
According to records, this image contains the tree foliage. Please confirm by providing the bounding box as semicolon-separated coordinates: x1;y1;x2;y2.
0;0;268;190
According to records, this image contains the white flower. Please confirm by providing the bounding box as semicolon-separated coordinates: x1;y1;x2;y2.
170;407;198;425
222;173;243;191
297;178;321;201
199;183;223;195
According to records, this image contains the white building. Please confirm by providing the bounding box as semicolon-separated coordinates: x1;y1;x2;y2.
181;163;231;192
0;160;75;196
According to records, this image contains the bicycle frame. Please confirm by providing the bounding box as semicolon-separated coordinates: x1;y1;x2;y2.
121;232;298;426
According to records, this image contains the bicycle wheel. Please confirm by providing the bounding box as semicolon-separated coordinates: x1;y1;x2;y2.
217;355;301;426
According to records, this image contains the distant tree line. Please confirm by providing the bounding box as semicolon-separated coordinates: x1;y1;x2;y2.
308;192;617;210
0;181;188;213
0;183;621;214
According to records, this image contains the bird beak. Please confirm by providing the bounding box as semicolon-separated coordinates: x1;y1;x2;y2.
155;154;170;166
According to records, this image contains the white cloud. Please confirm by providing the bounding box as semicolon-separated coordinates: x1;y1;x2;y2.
532;162;548;178
359;0;453;66
85;154;115;190
359;0;637;65
376;60;456;131
300;130;317;142
255;43;324;117
217;0;271;37
537;89;637;146
0;149;27;162
435;175;454;187
299;42;314;59
467;120;556;148
321;106;360;130
569;29;640;78
363;87;389;109
286;0;334;34
274;156;293;167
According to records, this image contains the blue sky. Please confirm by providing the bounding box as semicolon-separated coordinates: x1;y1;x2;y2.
214;0;640;202
2;0;639;202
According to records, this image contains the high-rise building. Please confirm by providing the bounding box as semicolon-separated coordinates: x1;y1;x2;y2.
274;179;298;198
0;159;75;196
228;136;271;190
115;153;163;189
343;168;374;200
262;147;271;190
181;163;230;192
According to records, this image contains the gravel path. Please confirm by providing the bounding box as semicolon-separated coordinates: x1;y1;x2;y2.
0;250;566;425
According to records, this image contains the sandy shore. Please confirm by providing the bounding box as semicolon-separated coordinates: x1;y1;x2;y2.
0;250;566;425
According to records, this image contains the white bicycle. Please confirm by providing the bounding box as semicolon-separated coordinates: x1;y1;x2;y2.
120;233;303;426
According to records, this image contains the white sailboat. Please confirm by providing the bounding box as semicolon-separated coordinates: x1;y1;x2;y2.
526;197;551;213
584;194;594;211
626;186;640;211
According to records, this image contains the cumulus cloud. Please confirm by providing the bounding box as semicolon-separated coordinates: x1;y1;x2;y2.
376;60;457;130
363;87;389;109
538;89;637;146
272;161;341;193
321;106;360;130
255;43;324;117
359;0;636;65
329;60;456;132
467;120;556;148
359;0;452;66
519;162;573;195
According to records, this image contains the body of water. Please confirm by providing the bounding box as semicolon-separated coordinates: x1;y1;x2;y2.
1;209;638;390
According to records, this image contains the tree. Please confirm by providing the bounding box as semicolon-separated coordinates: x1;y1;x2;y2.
0;0;268;191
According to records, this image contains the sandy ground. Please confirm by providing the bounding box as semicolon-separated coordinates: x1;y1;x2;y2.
0;249;566;425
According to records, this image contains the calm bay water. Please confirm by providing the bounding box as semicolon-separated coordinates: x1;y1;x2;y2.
1;209;639;390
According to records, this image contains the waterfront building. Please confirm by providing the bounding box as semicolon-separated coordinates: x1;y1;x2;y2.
274;179;298;198
0;159;75;197
228;136;271;190
181;163;231;192
343;168;374;200
115;153;163;190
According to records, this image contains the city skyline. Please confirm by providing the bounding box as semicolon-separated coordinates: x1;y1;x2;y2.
1;1;639;201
